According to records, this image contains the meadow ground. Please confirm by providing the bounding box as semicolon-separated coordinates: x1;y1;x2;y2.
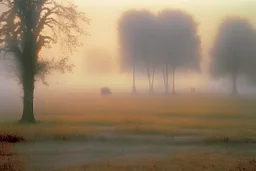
0;93;256;170
54;151;256;171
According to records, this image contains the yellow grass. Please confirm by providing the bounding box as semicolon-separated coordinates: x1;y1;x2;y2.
55;151;254;171
1;94;256;140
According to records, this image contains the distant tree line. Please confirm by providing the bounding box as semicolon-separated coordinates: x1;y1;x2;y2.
118;9;256;95
118;9;201;94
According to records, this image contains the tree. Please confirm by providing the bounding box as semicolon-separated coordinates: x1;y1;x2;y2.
118;10;139;94
118;10;156;93
135;11;157;93
119;9;201;94
158;9;201;94
210;17;256;95
0;0;88;123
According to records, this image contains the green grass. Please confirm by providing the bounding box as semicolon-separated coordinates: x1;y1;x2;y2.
1;94;256;141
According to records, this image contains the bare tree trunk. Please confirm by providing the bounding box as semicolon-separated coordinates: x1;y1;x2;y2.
146;71;151;92
231;73;238;96
162;67;166;86
146;65;155;93
20;34;36;124
132;60;136;94
146;65;151;93
162;64;169;94
151;68;155;93
165;64;169;94
147;65;155;93
172;67;176;94
20;75;36;123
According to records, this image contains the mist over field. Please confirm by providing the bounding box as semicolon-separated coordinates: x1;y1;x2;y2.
0;0;256;171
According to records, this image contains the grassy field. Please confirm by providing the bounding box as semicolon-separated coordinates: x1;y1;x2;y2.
1;93;256;171
55;151;256;171
0;93;256;141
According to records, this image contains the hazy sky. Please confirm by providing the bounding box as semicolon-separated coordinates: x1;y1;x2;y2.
1;0;256;94
68;0;256;90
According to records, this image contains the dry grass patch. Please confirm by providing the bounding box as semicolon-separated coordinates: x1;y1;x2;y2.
55;152;254;171
230;159;256;171
0;142;23;171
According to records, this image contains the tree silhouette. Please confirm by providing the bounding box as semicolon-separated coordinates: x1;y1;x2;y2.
118;10;139;94
158;9;201;94
119;10;156;93
135;11;157;93
210;17;256;95
0;0;88;123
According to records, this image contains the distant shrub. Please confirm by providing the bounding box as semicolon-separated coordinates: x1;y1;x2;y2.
0;134;25;143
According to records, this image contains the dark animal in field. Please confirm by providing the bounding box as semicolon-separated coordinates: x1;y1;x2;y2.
191;88;196;93
100;87;112;96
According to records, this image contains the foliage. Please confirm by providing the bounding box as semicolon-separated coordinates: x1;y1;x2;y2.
0;0;89;84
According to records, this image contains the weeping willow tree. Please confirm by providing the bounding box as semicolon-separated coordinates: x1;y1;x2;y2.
0;0;88;123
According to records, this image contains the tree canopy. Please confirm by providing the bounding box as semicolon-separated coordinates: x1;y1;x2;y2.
118;9;201;93
210;17;256;94
0;0;88;84
158;9;201;71
0;0;88;122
